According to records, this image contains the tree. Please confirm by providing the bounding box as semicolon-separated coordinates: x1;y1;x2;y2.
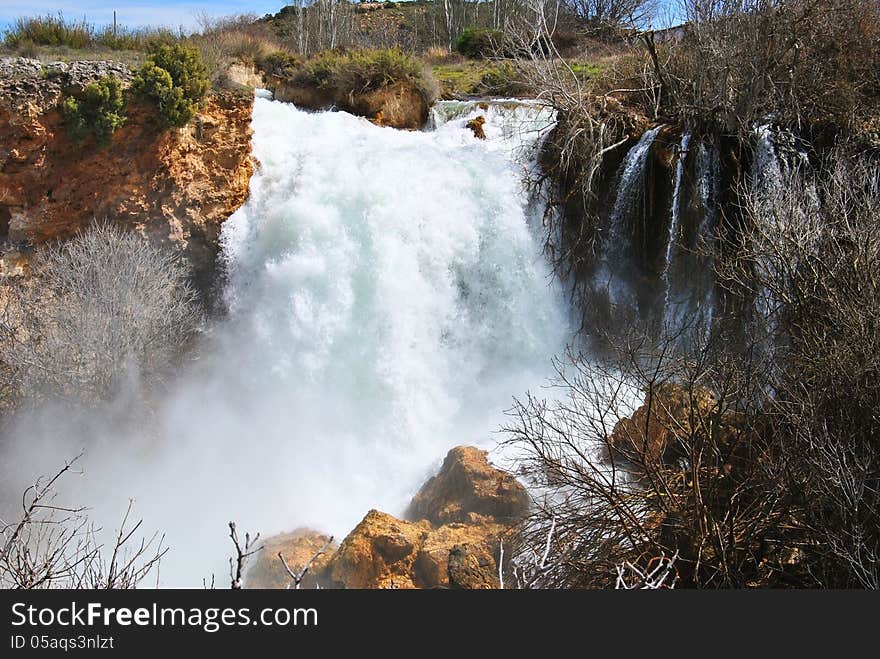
0;222;202;405
565;0;655;30
0;454;166;589
729;151;880;588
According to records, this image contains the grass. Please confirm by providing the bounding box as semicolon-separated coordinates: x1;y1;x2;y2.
2;14;184;53
432;60;499;97
568;61;605;78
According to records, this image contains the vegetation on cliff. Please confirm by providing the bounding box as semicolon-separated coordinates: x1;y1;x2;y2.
60;74;126;146
133;45;210;128
265;48;439;128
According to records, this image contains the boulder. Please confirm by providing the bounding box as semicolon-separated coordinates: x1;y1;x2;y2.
447;543;499;589
254;445;527;589
466;115;486;139
609;383;719;465
413;522;504;588
405;446;530;526
322;510;431;589
246;528;336;589
323;510;509;589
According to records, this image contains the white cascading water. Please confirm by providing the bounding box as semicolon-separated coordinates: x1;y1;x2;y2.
694;135;721;330
590;125;663;314
662;129;691;310
1;96;573;586
609;125;663;230
697;135;721;240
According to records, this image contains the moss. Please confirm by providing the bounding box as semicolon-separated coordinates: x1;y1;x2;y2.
432;61;498;97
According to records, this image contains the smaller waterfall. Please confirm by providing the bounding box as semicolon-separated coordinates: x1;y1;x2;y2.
752;124;784;200
663;130;691;301
694;135;721;331
608;125;664;233
696;135;721;240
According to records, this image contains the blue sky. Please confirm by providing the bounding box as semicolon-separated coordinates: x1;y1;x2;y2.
0;2;286;32
0;1;682;34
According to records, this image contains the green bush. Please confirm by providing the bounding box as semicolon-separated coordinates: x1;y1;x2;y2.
455;28;504;59
293;48;437;103
60;75;126;146
258;50;301;78
4;14;93;49
133;44;209;128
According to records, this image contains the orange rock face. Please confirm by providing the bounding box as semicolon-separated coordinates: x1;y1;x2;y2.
269;78;429;130
0;60;254;294
406;446;530;526
248;446;529;589
609;383;720;465
246;529;336;589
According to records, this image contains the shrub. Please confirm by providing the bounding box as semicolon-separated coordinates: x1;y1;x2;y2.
3;14;93;49
134;44;209;128
0;222;201;405
455;28;504;59
2;13;184;52
60;75;126;146
292;48;437;104
258;50;301;78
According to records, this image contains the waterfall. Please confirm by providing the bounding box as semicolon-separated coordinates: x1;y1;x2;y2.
609;125;663;232
694;135;721;331
752;124;784;202
696;135;721;240
20;96;574;585
662;130;691;308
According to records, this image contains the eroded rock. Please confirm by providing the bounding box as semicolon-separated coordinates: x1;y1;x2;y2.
405;446;530;526
252;445;528;589
246;529;336;589
0;59;254;300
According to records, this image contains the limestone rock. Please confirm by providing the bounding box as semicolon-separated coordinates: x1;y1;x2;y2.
255;445;526;589
447;543;499;589
0;61;254;300
413;522;504;588
406;446;530;526
246;529;336;589
466;115;486;139
323;510;431;589
269;78;428;130
609;383;719;465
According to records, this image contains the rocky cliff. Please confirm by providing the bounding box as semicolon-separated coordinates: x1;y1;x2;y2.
0;58;254;297
246;446;530;589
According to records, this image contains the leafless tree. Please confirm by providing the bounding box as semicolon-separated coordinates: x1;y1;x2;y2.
615;551;679;588
645;0;880;134
0;455;166;589
228;522;261;589
277;535;334;589
565;0;655;30
727;151;880;588
0;221;202;406
503;321;795;588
